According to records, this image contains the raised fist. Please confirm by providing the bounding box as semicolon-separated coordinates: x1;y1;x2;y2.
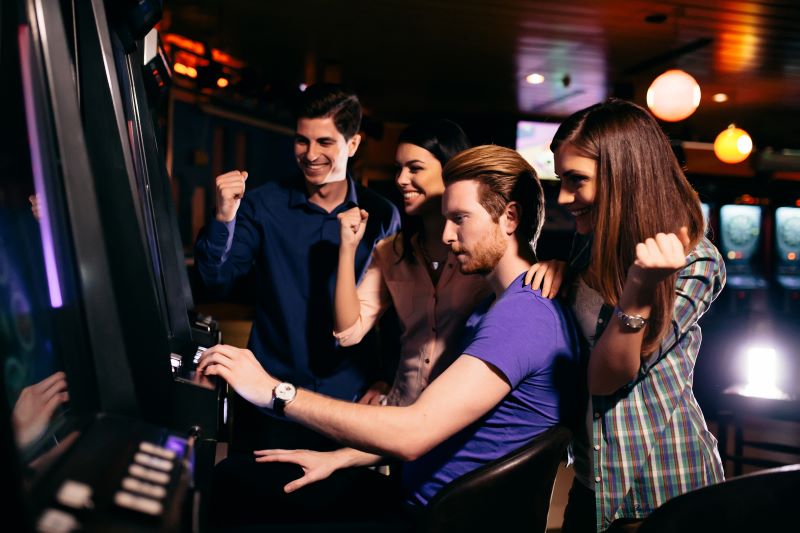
215;170;248;222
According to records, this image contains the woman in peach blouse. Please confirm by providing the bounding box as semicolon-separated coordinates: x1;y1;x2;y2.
334;119;491;407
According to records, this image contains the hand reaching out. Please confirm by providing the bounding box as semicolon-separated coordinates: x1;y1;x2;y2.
254;449;347;493
12;371;69;447
197;344;276;409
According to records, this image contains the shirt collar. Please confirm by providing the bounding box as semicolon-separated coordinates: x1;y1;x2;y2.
288;174;359;210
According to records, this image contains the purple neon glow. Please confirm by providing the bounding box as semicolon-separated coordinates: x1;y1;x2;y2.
18;25;63;308
165;435;187;458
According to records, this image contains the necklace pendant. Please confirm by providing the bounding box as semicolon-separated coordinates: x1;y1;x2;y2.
431;261;439;270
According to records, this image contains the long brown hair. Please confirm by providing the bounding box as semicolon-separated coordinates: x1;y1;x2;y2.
551;99;704;354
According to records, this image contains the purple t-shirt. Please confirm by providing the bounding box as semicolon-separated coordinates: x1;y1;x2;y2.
403;272;579;506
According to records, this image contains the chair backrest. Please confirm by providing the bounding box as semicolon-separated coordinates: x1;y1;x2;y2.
637;464;800;532
422;425;572;533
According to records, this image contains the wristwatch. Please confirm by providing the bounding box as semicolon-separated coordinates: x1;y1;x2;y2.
614;307;648;330
272;382;297;417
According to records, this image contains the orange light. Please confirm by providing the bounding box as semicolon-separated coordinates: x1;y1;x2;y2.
216;77;229;88
788;252;798;261
174;62;188;75
646;70;701;121
795;199;800;207
163;33;205;56
727;251;737;260
712;93;729;103
212;48;245;69
186;67;198;79
174;50;209;68
714;124;753;164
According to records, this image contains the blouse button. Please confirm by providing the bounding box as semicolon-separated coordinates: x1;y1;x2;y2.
598;318;604;324
594;412;600;419
424;358;431;364
594;444;600;451
595;476;601;483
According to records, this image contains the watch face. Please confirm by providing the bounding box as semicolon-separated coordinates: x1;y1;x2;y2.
628;316;646;329
275;382;296;401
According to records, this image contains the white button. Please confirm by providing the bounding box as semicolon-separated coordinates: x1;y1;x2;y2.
122;477;167;499
594;444;600;451
37;508;79;533
134;452;173;472
594;412;600;419
139;441;176;460
129;464;170;485
595;476;601;483
114;491;163;516
598;318;604;324
55;480;93;509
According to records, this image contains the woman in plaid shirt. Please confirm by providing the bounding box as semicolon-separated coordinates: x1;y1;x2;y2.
549;99;726;531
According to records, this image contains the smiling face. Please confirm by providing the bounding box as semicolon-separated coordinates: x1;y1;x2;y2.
294;117;361;186
395;143;446;216
555;143;598;235
442;180;506;275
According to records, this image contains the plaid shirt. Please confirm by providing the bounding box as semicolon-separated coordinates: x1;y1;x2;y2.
571;235;727;530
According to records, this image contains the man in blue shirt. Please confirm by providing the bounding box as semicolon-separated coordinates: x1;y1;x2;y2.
194;84;401;449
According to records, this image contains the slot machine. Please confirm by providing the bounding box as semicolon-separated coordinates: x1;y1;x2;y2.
65;0;225;490
719;205;765;284
2;0;197;528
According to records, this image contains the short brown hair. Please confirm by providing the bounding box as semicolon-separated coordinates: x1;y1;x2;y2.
296;83;361;139
443;145;544;255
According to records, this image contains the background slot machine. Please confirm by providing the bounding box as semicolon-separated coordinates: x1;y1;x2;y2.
775;207;800;289
2;0;197;528
719;203;768;292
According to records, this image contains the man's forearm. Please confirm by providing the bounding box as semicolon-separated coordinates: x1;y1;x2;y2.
285;390;426;461
332;447;385;469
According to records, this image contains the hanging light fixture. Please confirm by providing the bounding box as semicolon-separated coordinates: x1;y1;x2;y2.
713;124;753;164
646;69;701;121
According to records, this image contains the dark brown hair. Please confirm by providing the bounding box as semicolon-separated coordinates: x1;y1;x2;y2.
551;98;704;354
296;83;361;139
393;119;471;264
443;145;544;257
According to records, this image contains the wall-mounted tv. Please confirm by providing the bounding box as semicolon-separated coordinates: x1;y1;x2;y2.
515;121;560;180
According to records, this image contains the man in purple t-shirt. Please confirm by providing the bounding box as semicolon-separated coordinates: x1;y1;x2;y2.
198;145;580;520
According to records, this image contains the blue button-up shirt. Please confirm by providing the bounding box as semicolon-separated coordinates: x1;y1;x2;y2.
195;174;401;400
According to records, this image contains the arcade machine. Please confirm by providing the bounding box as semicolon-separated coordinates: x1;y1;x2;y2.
65;0;225;487
774;206;800;306
2;0;197;528
719;202;769;300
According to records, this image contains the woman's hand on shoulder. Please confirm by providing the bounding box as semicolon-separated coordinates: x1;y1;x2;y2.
524;259;567;299
628;227;691;289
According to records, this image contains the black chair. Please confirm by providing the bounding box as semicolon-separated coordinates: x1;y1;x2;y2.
422;425;572;533
636;464;800;532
